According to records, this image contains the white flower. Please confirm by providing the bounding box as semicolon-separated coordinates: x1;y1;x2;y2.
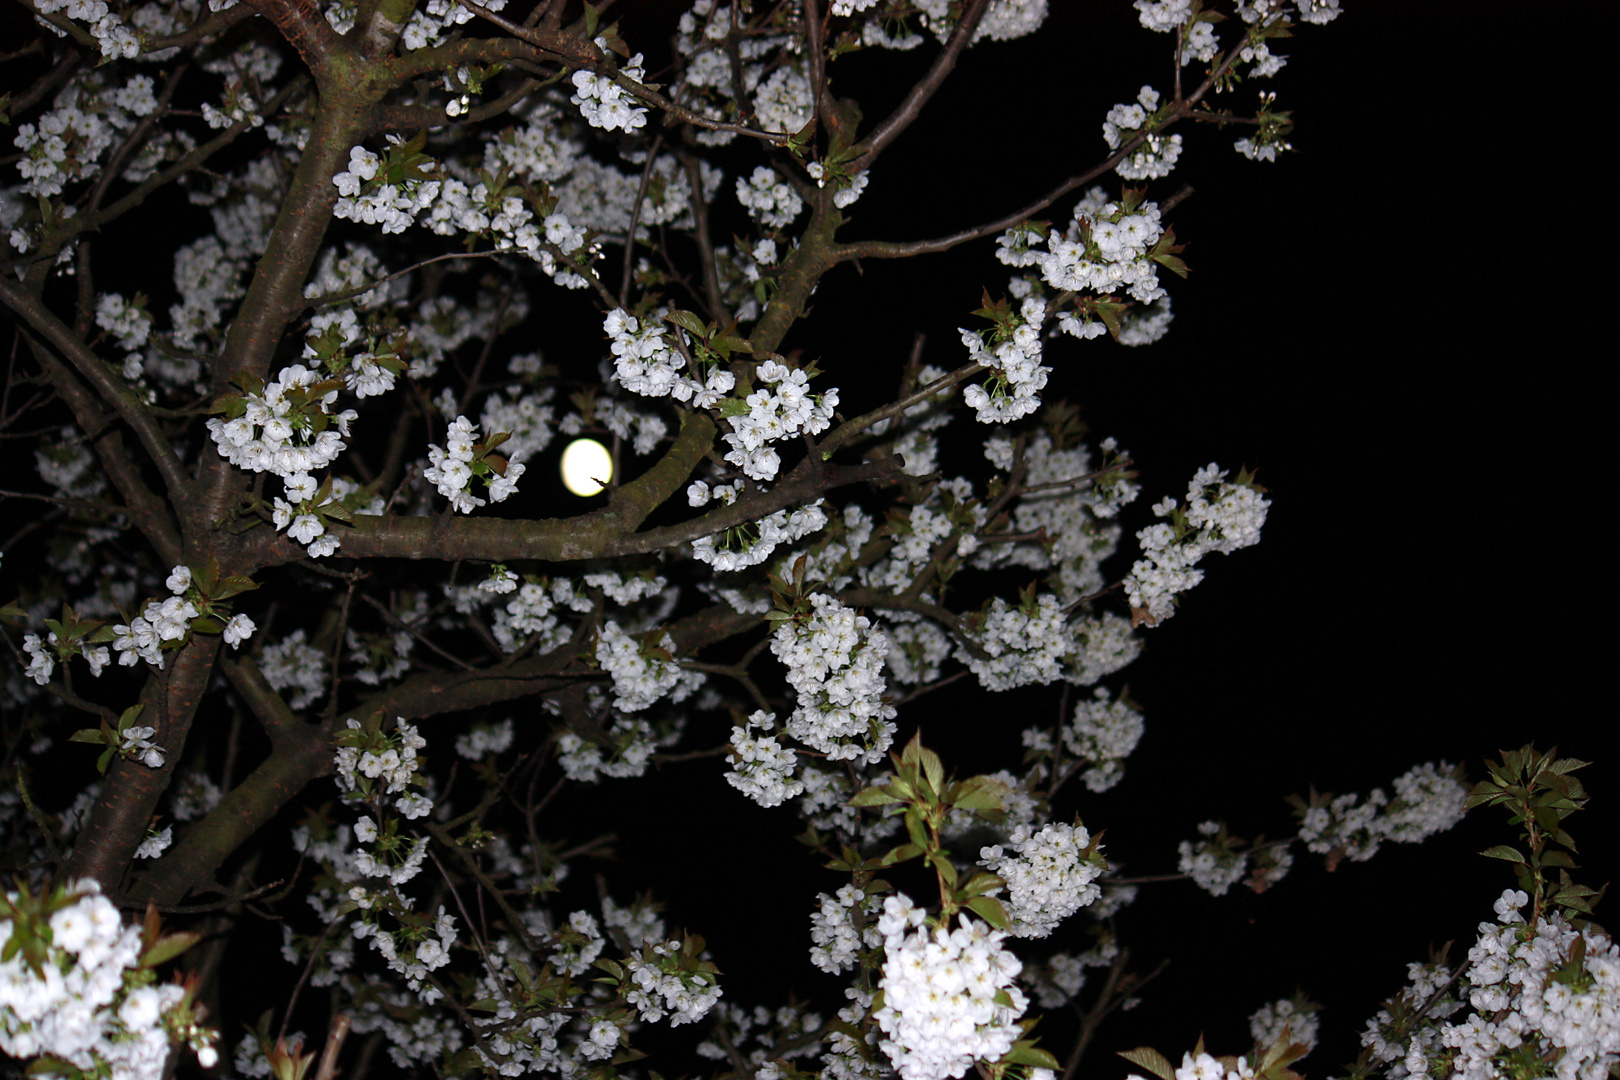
165;566;192;594
874;893;1028;1080
135;825;172;859
223;614;256;648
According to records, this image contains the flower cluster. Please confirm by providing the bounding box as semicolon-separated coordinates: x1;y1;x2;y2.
571;45;650;133
873;894;1028;1080
736;166;804;228
1125;463;1270;626
1250;995;1320;1054
1177;821;1250;897
455;718;515;760
959;296;1049;424
111;568;204;670
333;715;430;813
11;73;156;202
556;715;669;782
206;360;358;552
722;359;839;481
1056;687;1144;792
1134;0;1219;62
978;822;1105;938
957;592;1072;692
603;309;737;405
332;142;443;234
1;880;217;1078
259;628;327;711
999;187;1169;310
622;939;723;1026
120;723;166;769
596;622;700;712
771;593;897;766
424;415;525;514
724;710;804;808
1103;86;1183;180
1360;890;1620;1080
692;502;830;572
808;884;882;974
1295;762;1469;863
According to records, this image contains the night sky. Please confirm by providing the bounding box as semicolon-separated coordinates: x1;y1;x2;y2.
612;1;1615;1073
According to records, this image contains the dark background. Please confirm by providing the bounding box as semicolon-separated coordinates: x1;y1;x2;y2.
609;1;1615;1075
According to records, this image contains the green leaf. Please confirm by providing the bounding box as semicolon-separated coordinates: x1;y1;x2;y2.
876;842;924;867
957;870;1004;898
666;309;708;338
69;728;108;745
1480;844;1526;864
949;774;1010;813
849;786;901;807
1004;1043;1060;1070
140;931;202;967
966;894;1011;930
920;744;945;798
1118;1047;1178;1080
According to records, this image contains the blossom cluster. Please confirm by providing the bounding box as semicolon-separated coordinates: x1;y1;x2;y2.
1296;761;1469;863
873;894;1028;1080
692;501;829;572
10;73;156;204
957;593;1072;692
978;822;1105;938
333;716;430;813
120;723;166;769
424;414;525;513
770;593;897;766
1134;0;1219;62
721;359;839;481
110;566;203;670
959;296;1049;424
571;44;650;133
998;187;1169;309
1359;890;1619;1080
596;621;701;712
1250;995;1320;1053
736;166;804;228
808;884;882;974
556;715;673;782
724;710;804;808
1177;820;1251;897
30;0;140;58
1124;463;1270;626
1103;86;1183;180
207;362;359;552
1052;686;1145;792
332;143;443;234
622;941;723;1026
259;628;328;711
604;309;736;405
0;880;217;1078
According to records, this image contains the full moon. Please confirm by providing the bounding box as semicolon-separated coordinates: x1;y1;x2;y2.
560;438;612;497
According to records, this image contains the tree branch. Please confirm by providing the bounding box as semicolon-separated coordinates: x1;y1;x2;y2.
847;0;991;172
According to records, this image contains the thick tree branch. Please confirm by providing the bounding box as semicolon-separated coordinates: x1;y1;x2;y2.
240;0;345;79
67;635;221;893
241;438;901;567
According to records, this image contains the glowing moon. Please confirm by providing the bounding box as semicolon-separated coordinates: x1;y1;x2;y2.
560;438;612;497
